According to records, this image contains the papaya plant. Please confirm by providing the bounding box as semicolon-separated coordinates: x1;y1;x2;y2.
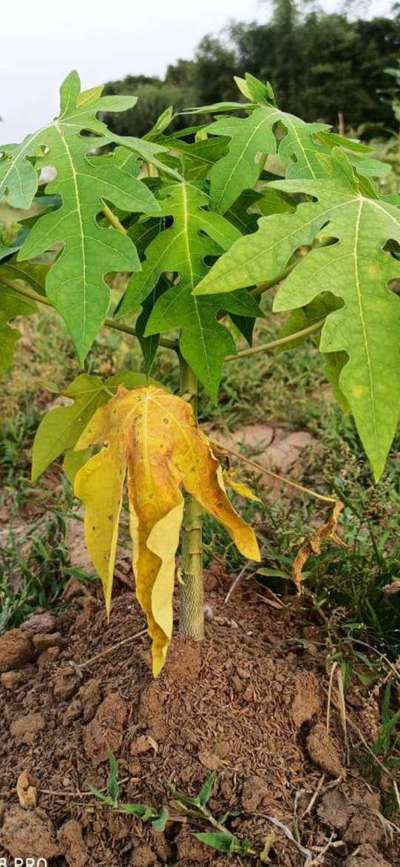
0;70;398;674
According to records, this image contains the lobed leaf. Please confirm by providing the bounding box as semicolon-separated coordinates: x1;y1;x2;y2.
31;371;153;481
117;181;261;398
195;151;400;479
74;386;260;674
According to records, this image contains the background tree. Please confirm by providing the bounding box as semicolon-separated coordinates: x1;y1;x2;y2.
104;1;400;138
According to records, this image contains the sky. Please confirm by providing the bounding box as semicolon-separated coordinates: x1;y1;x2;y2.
0;0;392;143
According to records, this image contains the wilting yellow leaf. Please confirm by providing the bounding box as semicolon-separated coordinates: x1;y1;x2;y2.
223;469;262;503
74;386;260;674
292;500;347;590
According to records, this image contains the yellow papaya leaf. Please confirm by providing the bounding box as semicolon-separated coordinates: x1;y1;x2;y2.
223;469;262;503
74;385;260;674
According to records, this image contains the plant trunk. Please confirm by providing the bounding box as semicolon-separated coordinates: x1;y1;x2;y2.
179;357;204;640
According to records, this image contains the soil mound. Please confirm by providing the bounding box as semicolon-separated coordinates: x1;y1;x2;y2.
0;577;397;865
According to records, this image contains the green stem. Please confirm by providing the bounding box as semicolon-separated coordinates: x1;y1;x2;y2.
179;357;204;641
225;317;325;362
2;277;178;351
102;204;128;235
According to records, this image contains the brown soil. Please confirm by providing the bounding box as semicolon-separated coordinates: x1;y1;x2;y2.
0;577;398;866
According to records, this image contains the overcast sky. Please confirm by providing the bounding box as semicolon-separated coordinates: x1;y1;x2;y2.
0;0;391;142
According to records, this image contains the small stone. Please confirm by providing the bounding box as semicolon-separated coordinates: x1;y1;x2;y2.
0;629;34;673
10;712;45;745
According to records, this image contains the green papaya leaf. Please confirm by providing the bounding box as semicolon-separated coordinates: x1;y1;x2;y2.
116;181;261;398
0;258;48;297
195;150;400;479
0;71;134;209
0;72;172;360
206;105;329;213
234;73;275;105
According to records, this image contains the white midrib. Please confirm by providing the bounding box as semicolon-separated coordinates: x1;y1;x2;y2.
215;113;271;211
0;126;45;196
55;121;87;347
353;197;378;451
285;118;316;177
181;184;212;389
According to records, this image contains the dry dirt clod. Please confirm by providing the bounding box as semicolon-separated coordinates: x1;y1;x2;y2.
83;692;127;765
130;843;159;866
306;722;345;777
344;808;385;846
21;611;57;634
1;665;36;689
0;629;34;673
53;668;80;701
63;699;83;725
62;577;90;601
241;774;269;811
57;819;88;867
198;749;222;771
38;646;61;668
79;677;102;722
317;789;352;829
0;806;59;859
345;843;393;867
130;734;158;755
150;829;171;863
292;670;322;727
176;826;208;863
10;712;46;745
33;631;66;651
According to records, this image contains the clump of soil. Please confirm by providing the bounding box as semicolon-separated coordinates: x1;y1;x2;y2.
0;577;397;866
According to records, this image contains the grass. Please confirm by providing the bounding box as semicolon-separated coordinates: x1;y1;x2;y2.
1;291;399;792
1;298;400;653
